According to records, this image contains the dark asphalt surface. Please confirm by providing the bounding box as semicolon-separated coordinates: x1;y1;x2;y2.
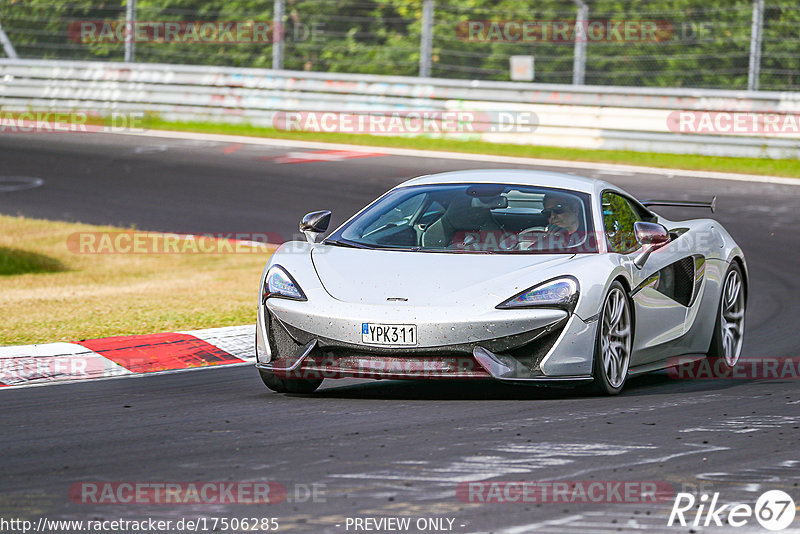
2;132;800;533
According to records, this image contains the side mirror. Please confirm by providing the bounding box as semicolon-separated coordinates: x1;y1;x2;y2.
633;221;669;269
300;210;331;243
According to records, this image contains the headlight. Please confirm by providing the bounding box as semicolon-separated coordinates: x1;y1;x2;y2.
263;265;307;302
497;276;579;312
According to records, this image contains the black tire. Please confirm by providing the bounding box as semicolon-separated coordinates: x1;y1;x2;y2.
591;281;633;395
707;262;745;372
259;369;322;394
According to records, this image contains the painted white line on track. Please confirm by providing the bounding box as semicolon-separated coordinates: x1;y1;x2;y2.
110;129;800;186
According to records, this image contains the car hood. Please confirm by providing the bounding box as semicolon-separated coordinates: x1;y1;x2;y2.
311;246;575;306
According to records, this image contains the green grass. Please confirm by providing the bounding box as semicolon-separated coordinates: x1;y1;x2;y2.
0;215;271;345
0;246;66;275
142;117;800;178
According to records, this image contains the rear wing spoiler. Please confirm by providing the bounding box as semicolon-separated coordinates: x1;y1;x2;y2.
639;196;716;213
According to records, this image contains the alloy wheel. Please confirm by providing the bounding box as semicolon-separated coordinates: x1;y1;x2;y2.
720;268;745;367
600;287;632;389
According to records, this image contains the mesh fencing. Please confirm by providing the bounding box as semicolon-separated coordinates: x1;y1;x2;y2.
0;0;797;91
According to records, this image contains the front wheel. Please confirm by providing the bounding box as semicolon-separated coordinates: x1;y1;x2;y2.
259;369;322;394
592;281;633;395
707;262;745;370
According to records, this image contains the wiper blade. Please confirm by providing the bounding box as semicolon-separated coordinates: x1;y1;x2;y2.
323;239;374;249
416;247;495;254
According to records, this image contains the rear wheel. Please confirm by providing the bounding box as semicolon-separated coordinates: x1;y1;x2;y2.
259;369;322;394
592;281;633;395
708;263;745;370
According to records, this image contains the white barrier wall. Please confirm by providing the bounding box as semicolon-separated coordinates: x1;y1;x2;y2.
1;59;799;159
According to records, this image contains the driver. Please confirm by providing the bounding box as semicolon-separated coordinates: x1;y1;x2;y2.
541;193;584;249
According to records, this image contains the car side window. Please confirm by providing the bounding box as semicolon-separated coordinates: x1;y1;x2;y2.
362;194;426;235
602;192;642;254
417;200;445;227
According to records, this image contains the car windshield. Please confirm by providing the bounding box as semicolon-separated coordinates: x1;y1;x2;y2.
326;183;598;254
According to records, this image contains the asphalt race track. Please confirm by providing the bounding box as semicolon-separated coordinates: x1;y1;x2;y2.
2;132;800;533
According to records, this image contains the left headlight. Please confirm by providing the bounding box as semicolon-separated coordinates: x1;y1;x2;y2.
263;265;307;302
496;276;579;312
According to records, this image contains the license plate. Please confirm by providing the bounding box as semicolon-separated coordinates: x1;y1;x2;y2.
361;323;417;346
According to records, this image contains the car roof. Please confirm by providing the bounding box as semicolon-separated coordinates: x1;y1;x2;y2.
397;169;616;195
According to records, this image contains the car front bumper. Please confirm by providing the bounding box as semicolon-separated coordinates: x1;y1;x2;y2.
256;298;597;381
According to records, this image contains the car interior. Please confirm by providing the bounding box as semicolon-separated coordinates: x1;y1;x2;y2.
347;185;592;252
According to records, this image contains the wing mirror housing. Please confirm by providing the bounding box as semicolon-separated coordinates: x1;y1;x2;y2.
300;210;331;243
633;221;670;269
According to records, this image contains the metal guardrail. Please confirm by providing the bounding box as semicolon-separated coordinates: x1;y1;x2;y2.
1;59;799;159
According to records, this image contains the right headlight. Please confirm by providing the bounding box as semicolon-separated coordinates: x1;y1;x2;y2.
262;265;307;302
496;276;579;313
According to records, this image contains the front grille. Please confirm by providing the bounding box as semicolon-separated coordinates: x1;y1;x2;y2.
301;351;490;379
506;325;565;374
266;311;304;359
265;308;567;379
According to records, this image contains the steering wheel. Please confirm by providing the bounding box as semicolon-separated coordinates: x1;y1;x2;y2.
517;228;548;251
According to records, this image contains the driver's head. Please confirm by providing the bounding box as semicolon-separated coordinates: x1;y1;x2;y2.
543;193;580;233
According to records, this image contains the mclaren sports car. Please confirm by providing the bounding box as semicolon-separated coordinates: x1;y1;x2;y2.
255;170;746;395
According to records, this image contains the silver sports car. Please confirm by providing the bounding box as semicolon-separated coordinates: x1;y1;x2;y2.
255;170;746;395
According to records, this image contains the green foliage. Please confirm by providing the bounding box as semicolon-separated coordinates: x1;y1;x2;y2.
0;0;796;90
0;0;125;61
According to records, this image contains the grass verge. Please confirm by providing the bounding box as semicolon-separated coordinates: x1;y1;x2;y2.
0;246;66;275
0;214;270;345
142;117;800;179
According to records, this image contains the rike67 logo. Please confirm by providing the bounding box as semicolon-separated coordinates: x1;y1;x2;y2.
668;490;796;531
